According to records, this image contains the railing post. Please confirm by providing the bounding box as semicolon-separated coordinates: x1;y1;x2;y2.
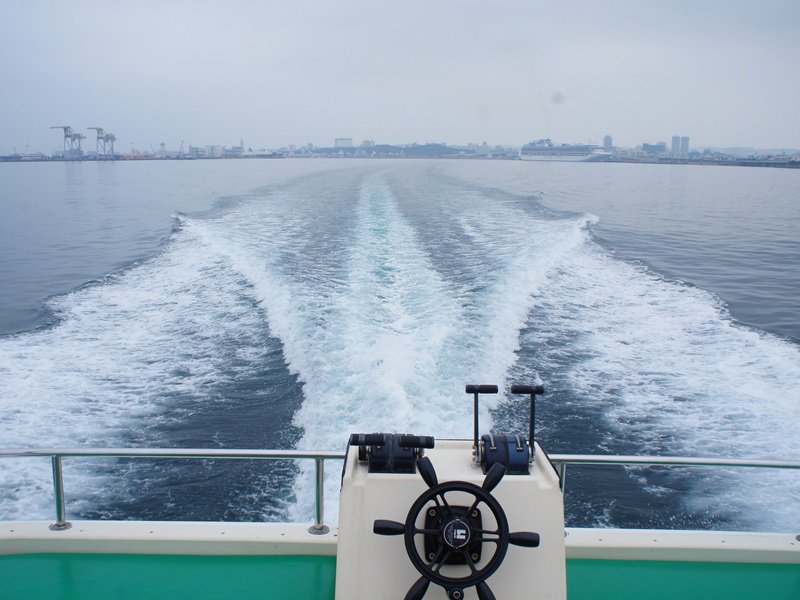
49;455;72;531
556;462;567;494
308;457;329;535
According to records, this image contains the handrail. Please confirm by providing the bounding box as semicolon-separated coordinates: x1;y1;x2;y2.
0;448;346;460
0;448;346;533
546;453;800;493
1;448;798;531
547;454;800;469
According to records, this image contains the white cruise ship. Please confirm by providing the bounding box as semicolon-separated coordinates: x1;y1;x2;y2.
520;139;612;162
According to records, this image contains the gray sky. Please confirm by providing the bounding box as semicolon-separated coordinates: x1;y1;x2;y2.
2;0;798;153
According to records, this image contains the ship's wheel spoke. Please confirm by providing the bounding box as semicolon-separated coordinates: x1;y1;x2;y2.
466;497;483;516
437;492;455;517
431;549;453;572
473;528;501;546
473;528;500;537
463;549;480;574
473;536;500;545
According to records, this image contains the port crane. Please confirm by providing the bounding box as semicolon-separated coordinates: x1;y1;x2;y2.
88;127;117;159
51;126;85;159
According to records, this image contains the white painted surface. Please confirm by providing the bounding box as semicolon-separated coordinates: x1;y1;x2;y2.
0;521;337;556
565;528;800;564
335;440;567;600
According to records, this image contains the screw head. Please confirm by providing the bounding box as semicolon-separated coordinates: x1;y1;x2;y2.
471;510;478;517
428;508;437;517
428;552;435;560
471;553;479;561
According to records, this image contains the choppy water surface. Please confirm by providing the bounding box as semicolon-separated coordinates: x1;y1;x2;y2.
0;159;798;531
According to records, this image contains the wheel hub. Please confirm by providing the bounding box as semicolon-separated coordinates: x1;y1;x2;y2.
442;517;471;550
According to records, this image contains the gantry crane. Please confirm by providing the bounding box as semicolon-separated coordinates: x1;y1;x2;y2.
88;127;108;157
105;132;116;157
87;127;117;159
51;126;85;159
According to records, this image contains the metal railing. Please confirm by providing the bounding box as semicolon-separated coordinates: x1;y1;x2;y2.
1;448;798;532
0;448;346;534
548;454;800;493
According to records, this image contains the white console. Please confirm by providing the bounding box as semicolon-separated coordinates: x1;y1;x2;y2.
335;439;567;600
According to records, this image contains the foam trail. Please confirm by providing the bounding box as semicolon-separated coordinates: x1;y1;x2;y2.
517;232;800;530
191;177;469;520
0;217;277;520
288;177;516;520
192;173;593;522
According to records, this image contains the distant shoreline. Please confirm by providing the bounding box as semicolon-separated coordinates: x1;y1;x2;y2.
1;154;798;169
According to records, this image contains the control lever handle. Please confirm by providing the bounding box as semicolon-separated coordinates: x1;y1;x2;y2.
398;435;435;449
349;433;435;449
465;385;498;394
349;433;387;446
466;385;499;463
510;385;544;395
509;531;540;547
373;520;405;535
510;384;544;459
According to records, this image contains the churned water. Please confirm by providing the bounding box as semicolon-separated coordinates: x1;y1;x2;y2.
0;159;798;531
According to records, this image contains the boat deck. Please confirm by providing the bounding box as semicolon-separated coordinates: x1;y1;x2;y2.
2;449;798;598
2;553;798;600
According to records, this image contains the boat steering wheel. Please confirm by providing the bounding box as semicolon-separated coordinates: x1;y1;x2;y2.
374;457;540;600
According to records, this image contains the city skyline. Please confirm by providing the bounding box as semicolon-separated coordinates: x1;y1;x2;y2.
1;1;798;154
13;125;800;160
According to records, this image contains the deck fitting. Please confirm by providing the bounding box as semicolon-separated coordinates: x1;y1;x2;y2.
308;525;330;535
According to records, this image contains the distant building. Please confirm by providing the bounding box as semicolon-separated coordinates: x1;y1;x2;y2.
361;139;375;148
206;145;223;158
603;135;613;151
672;136;681;154
335;138;353;148
189;145;206;158
680;136;690;154
642;142;668;156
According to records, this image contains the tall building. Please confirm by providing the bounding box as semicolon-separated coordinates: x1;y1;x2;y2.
680;136;690;154
603;135;613;151
672;136;681;154
335;138;353;148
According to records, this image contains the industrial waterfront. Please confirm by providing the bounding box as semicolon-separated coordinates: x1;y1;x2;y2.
2;127;798;169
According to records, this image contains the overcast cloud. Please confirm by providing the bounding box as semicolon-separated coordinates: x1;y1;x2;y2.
1;0;798;153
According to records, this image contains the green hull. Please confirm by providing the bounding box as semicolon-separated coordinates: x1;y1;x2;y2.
2;554;798;600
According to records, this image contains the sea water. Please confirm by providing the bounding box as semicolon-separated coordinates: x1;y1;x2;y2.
0;159;797;531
